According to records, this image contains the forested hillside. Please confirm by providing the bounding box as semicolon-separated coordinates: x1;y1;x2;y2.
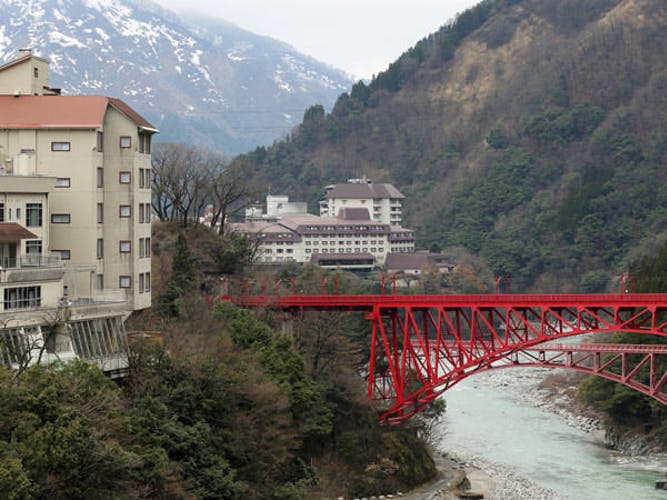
0;224;437;499
235;0;667;291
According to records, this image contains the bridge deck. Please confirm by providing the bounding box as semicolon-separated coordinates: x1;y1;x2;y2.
223;292;667;309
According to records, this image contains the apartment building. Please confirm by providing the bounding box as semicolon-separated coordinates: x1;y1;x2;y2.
319;178;405;226
0;50;157;374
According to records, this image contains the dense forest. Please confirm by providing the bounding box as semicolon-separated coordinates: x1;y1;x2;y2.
234;0;666;292
578;240;667;449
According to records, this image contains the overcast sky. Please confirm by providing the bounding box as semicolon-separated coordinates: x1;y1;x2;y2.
154;0;479;80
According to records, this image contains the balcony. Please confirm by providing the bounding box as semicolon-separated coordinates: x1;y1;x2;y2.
1;254;62;269
0;255;64;284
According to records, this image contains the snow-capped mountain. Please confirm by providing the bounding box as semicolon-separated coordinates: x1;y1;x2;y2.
0;0;354;153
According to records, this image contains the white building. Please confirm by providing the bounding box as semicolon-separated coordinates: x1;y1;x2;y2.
245;194;309;221
319;178;405;226
0;49;157;375
232;207;415;270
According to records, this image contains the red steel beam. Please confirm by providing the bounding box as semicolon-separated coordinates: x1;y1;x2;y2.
221;290;667;424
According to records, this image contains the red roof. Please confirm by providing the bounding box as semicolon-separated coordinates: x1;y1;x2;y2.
0;223;38;241
0;95;157;131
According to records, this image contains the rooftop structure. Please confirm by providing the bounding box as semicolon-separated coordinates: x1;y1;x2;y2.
319;178;405;226
244;194;309;222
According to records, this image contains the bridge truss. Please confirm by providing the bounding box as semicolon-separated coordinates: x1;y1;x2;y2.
224;288;667;424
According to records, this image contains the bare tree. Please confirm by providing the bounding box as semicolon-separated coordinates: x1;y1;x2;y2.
151;144;254;230
151;143;209;225
0;303;71;377
204;160;255;235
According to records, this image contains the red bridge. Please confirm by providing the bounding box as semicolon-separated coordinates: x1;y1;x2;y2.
222;283;667;424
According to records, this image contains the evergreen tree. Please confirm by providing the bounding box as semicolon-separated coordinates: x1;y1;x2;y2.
156;233;196;317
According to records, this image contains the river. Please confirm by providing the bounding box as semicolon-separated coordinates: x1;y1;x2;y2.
434;368;667;499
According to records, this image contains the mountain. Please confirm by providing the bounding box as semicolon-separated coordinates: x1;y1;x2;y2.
234;0;667;292
0;0;353;154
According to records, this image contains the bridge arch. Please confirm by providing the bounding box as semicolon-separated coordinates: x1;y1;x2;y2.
224;290;667;424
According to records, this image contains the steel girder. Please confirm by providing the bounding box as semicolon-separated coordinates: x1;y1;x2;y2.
224;290;667;424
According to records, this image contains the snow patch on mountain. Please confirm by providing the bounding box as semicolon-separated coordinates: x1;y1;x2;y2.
0;0;353;153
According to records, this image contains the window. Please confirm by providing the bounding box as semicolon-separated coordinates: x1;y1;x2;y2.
26;240;42;255
3;286;41;310
120;136;131;148
119;241;131;253
139;273;145;293
119;205;131;218
119;276;132;288
139;134;151;154
139;169;145;188
53;250;71;260
55;178;71;188
139;238;145;258
119;171;131;184
16;208;20;220
97;203;104;223
138;204;145;223
97;239;103;259
34;67;39;78
51;213;71;224
97;167;104;188
96;274;104;290
51;142;70;151
25;203;42;227
0;203;3;222
96;131;103;152
145;272;151;291
145;237;151;257
144;204;151;223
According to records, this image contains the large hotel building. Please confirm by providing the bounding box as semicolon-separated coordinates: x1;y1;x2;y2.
232;180;416;272
0;50;156;374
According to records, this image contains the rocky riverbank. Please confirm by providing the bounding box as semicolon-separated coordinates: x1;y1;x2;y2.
400;448;562;500
404;367;666;499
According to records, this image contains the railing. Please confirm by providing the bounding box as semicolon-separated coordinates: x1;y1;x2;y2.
0;255;62;269
20;254;62;268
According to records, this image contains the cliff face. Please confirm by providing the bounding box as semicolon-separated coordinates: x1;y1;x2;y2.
239;0;667;291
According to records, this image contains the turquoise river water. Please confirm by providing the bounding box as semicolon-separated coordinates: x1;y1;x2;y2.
435;369;667;499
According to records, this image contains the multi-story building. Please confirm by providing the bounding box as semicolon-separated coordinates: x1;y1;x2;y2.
319;178;405;226
232;202;415;270
0;49;157;374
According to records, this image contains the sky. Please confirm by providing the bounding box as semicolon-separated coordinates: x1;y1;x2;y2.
154;0;479;80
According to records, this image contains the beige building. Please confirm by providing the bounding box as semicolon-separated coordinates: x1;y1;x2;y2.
319;178;405;226
232;207;415;270
0;50;157;374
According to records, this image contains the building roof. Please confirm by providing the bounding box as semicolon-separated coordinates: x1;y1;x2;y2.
0;223;38;241
325;183;405;200
385;252;454;271
0;95;158;132
310;253;375;264
0;52;49;72
337;207;370;220
385;253;431;270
